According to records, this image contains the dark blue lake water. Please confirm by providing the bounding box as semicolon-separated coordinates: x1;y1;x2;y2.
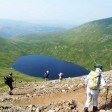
13;55;89;79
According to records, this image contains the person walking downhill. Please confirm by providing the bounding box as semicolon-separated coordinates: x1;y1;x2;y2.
58;72;64;80
4;72;14;95
44;70;50;81
84;64;109;112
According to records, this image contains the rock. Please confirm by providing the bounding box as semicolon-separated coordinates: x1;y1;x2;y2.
16;106;22;111
99;110;106;112
0;105;23;112
48;109;56;112
35;107;40;112
64;84;68;87
26;94;31;97
62;89;66;92
65;108;72;112
77;83;84;88
28;105;33;108
32;105;36;111
54;107;59;111
28;105;33;111
33;94;37;97
68;100;77;109
0;98;4;102
106;110;112;112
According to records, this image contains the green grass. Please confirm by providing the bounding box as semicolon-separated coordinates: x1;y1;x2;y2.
0;17;112;72
0;68;43;92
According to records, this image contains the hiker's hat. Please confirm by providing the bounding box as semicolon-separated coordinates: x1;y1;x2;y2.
94;64;102;70
46;70;49;73
9;72;13;75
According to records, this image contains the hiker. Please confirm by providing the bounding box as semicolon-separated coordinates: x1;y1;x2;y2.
58;72;63;80
44;70;50;81
4;72;14;95
84;64;109;112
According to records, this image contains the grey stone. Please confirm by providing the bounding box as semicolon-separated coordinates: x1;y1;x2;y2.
99;110;106;112
48;109;56;112
35;107;40;112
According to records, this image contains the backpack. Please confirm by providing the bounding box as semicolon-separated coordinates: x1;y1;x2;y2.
44;73;49;78
4;76;12;84
4;76;8;84
88;71;101;89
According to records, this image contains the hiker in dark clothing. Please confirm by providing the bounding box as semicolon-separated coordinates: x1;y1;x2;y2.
4;72;14;95
44;70;50;81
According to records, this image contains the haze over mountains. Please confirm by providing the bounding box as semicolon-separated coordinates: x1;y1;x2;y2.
0;17;112;70
0;19;65;38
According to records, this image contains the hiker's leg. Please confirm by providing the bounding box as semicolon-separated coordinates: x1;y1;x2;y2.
8;84;13;95
93;106;98;112
92;92;99;111
85;91;92;108
93;92;98;107
8;86;12;95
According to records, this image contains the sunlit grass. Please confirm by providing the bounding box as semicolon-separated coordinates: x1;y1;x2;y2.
0;68;43;92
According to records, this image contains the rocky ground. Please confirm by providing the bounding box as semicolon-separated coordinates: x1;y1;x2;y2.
0;71;112;112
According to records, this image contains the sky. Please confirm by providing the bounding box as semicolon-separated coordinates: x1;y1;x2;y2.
0;0;112;26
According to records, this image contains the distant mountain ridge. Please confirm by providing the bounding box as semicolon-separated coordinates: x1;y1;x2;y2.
0;19;65;38
91;17;112;25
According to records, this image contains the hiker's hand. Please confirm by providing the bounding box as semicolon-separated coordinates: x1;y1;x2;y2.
106;83;112;87
108;83;112;87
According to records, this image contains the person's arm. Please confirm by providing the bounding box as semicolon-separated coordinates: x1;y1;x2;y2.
11;77;14;82
85;75;89;86
100;75;107;87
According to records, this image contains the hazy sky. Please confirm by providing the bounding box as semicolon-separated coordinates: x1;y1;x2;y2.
0;0;112;26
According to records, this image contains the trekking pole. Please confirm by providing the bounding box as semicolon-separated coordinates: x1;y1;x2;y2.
104;86;109;110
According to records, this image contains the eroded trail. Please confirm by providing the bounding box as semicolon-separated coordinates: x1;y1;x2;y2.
13;87;85;107
0;76;112;112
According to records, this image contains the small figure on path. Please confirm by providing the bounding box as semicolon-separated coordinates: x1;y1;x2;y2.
4;72;14;95
58;72;64;80
44;70;50;81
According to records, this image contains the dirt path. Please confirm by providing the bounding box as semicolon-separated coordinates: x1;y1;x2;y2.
2;86;111;111
0;76;112;112
12;88;86;111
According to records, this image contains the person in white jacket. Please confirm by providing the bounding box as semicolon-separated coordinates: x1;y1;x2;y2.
84;64;107;112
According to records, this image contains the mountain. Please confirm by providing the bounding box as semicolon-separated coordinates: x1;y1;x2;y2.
0;19;65;38
0;17;112;70
0;17;112;112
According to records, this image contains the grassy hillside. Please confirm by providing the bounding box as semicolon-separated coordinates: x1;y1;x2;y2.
0;17;112;71
0;68;43;92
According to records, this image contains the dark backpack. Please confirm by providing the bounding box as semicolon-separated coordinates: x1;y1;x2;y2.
4;76;13;84
4;76;8;84
44;73;49;78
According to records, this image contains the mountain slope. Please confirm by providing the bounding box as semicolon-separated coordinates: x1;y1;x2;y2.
0;17;112;70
